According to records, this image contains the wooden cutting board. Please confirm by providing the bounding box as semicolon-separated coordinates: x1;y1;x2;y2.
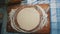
7;4;50;34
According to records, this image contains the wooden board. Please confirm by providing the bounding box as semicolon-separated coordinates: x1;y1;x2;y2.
7;4;50;34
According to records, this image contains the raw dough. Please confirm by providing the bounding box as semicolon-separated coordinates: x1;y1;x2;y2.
17;7;40;31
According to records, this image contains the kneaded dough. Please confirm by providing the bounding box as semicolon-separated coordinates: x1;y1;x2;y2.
17;7;40;30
